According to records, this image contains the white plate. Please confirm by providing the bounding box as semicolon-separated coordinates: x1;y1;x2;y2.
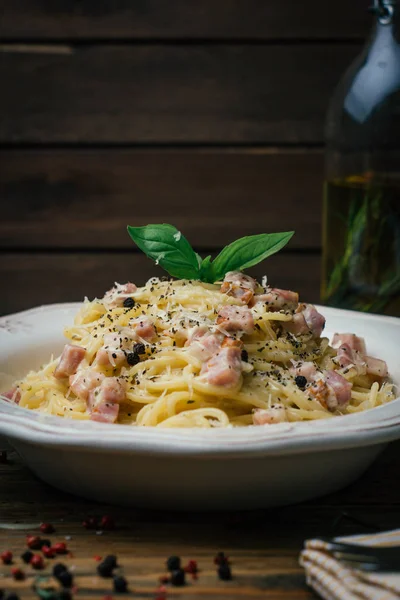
0;303;399;510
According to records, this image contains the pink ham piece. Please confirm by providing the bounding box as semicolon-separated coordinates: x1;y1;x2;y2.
220;271;258;304
95;332;127;368
365;356;388;379
133;318;157;342
332;333;388;380
203;346;242;387
69;368;105;400
2;387;21;404
335;343;367;375
309;370;352;412
251;288;299;311
88;377;126;423
186;327;224;362
332;333;366;355
54;344;86;379
290;361;318;382
253;404;287;425
283;304;325;338
216;305;255;335
103;282;137;308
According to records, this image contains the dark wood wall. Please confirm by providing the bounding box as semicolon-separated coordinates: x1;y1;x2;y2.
0;1;371;315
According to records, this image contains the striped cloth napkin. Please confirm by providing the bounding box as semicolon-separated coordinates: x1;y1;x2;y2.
300;529;400;600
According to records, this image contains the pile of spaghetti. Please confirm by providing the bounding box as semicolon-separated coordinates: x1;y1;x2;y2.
5;272;395;427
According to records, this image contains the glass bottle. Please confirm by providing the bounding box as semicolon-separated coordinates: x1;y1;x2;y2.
322;0;400;316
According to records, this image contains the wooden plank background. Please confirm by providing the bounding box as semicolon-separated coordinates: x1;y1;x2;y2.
0;1;371;315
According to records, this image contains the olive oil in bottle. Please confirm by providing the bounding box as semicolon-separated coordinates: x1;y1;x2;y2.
322;174;400;315
323;1;400;316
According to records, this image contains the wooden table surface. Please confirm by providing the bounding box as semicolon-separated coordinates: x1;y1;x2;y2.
1;442;399;600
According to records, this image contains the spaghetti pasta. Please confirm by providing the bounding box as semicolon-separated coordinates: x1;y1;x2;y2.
5;274;395;428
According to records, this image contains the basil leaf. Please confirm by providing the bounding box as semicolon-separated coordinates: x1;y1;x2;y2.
210;232;294;282
127;224;201;280
199;255;213;283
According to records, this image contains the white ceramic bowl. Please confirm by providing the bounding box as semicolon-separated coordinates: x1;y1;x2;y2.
0;303;399;510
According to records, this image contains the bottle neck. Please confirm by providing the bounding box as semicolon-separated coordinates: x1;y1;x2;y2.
372;0;399;39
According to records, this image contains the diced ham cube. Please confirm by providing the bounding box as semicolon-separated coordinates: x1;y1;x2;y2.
365;356;388;379
335;343;366;375
203;346;242;387
283;304;325;338
253;404;287;425
54;344;86;379
216;305;255;335
95;333;127;368
290;361;318;382
332;333;366;355
69;369;105;400
88;377;126;424
2;387;21;404
221;271;258;304
132;318;157;342
251;288;299;311
103;282;137;308
186;327;224;362
309;370;352;411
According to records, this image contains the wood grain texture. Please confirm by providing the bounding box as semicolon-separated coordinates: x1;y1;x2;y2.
0;149;323;250
0;0;371;40
0;44;359;143
0;252;321;315
0;442;399;600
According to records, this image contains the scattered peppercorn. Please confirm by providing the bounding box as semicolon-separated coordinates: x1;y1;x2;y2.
57;570;73;588
40;523;55;534
218;562;232;581
39;539;52;549
133;342;145;355
113;575;128;593
0;551;12;564
82;516;99;529
97;555;117;578
103;555;117;569
295;375;307;389
11;568;24;581
100;515;115;530
184;560;198;574
126;352;140;366
123;297;135;309
21;550;33;564
214;552;228;565
241;349;249;362
42;545;56;559
27;535;42;549
166;556;181;571
53;563;68;578
53;542;67;554
30;554;44;569
170;568;185;586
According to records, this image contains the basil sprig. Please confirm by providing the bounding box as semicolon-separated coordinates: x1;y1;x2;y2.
127;224;294;283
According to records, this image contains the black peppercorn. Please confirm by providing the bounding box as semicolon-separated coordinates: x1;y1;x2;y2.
241;349;249;362
103;555;117;569
170;568;185;586
126;352;140;366
57;570;73;588
218;562;232;580
53;563;68;578
97;560;114;578
295;375;307;389
133;342;146;355
166;555;181;571
39;538;51;548
21;550;33;564
123;297;135;309
113;575;128;592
